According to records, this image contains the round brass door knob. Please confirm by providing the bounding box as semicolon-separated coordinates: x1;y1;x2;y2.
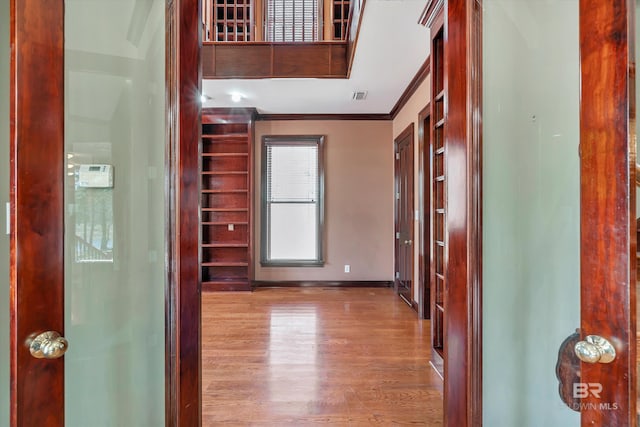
574;335;615;364
29;331;69;359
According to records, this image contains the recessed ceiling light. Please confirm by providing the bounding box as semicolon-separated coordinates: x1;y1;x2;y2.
231;92;243;103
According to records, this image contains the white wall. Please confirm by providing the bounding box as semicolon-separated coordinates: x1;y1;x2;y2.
483;1;580;425
0;0;9;424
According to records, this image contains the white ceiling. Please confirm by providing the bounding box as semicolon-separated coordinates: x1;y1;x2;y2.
201;0;430;115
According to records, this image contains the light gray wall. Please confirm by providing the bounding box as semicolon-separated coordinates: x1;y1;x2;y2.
1;0;10;424
483;1;580;426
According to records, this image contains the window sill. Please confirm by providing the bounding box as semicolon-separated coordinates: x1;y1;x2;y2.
261;260;325;268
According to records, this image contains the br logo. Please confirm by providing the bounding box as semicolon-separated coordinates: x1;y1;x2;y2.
573;383;602;399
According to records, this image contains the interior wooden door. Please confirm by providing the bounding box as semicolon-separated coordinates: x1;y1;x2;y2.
394;124;414;307
10;1;65;423
10;1;167;425
578;0;636;425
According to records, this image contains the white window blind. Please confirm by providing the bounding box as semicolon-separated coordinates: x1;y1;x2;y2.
266;145;318;203
264;0;321;42
262;137;324;265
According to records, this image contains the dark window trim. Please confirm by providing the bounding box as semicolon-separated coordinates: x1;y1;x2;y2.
261;135;325;267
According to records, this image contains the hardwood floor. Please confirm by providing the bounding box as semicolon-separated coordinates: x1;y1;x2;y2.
202;287;444;425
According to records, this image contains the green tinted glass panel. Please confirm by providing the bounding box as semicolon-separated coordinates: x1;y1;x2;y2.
64;1;165;425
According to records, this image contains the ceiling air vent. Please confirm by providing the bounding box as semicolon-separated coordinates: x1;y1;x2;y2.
352;91;368;101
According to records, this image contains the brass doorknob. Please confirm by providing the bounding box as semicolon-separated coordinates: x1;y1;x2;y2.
574;335;615;364
29;331;69;359
404;240;412;245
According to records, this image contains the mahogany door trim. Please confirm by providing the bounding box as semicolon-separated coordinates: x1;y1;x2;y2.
418;103;431;320
578;0;636;424
394;123;415;308
443;1;483;425
10;0;65;424
165;0;202;425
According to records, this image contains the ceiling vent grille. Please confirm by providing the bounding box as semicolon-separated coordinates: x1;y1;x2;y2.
352;91;368;101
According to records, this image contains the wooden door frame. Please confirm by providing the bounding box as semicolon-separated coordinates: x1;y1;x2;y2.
394;123;415;307
440;0;483;425
10;0;485;426
579;0;636;425
135;0;640;425
165;0;202;425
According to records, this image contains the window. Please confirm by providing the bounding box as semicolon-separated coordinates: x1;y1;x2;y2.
264;0;321;42
261;135;324;266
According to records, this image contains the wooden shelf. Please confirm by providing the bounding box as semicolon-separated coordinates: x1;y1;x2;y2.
202;262;248;267
202;171;248;175
202;243;249;248
430;23;446;358
202;134;249;139
202;152;248;157
202;207;248;212
202;189;248;194
201;108;253;292
202;222;248;226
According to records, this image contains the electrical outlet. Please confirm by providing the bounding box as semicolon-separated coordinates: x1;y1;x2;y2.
344;265;350;273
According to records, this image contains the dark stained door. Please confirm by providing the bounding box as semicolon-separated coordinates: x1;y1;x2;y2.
10;1;176;425
578;0;636;425
10;1;65;425
395;124;414;307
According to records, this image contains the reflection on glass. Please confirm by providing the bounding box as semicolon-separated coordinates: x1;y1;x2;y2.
71;158;114;263
269;307;318;410
64;0;165;425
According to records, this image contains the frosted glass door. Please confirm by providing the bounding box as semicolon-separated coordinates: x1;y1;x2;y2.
64;1;165;425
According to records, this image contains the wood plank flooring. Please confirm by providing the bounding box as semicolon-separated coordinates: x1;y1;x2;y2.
202;287;443;425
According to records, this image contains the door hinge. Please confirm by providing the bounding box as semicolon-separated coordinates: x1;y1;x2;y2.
395;152;400;160
395;271;400;279
396;192;400;200
396;232;400;239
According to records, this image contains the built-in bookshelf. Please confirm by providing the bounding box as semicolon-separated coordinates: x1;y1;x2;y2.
201;108;255;291
430;14;445;360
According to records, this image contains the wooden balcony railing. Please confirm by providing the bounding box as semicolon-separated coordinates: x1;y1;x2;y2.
202;0;364;79
75;235;112;262
203;0;351;42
